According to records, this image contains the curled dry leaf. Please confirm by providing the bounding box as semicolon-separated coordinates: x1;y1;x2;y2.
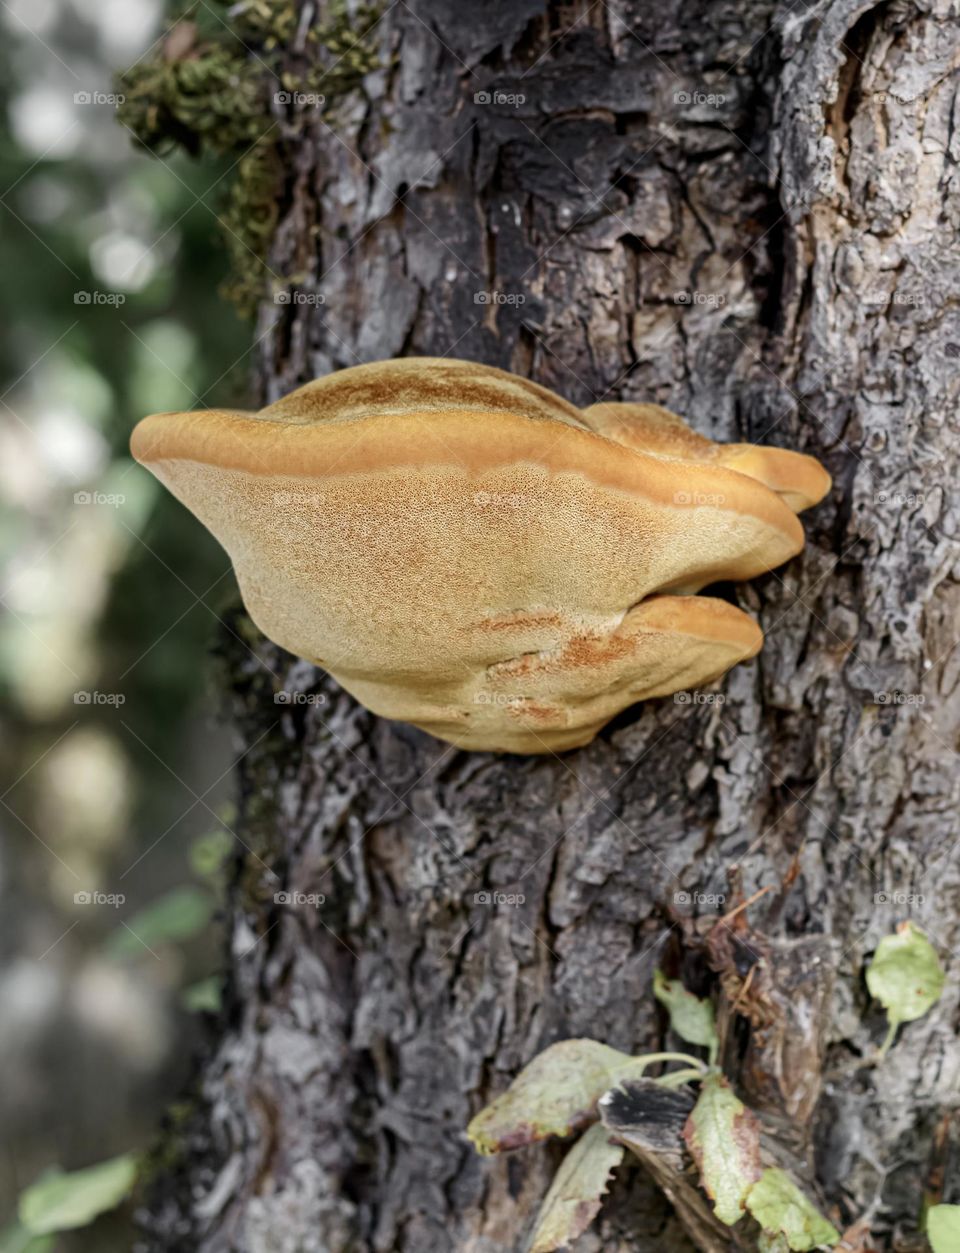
745;1168;839;1252
527;1122;624;1253
683;1073;761;1226
467;1040;649;1154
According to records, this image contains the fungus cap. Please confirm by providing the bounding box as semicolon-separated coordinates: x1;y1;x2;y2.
131;358;830;753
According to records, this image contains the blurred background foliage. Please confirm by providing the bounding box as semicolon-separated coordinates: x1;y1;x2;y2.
0;0;260;1246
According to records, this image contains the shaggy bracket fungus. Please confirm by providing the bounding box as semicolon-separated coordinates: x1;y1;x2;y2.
131;358;830;754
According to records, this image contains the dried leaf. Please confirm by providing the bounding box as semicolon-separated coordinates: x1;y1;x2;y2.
928;1204;960;1253
746;1168;839;1251
654;970;719;1060
683;1073;761;1226
468;1040;649;1154
528;1122;624;1253
866;922;944;1025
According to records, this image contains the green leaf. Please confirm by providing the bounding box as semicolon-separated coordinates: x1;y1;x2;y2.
467;1040;651;1154
866;922;944;1025
107;885;214;957
528;1122;624;1253
181;975;223;1013
745;1168;839;1251
654;970;719;1061
0;1223;55;1253
19;1155;137;1235
928;1204;960;1253
683;1073;761;1226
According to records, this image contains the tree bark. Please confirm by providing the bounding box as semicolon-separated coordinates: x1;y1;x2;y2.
137;1;960;1250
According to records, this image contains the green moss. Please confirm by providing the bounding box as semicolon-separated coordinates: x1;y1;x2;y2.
118;0;382;316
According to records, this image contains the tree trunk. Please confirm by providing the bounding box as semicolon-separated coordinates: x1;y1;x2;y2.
137;1;960;1250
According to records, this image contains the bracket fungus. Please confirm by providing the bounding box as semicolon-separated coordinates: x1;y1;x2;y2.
131;358;830;754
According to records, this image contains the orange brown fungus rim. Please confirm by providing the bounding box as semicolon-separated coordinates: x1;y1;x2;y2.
131;406;806;544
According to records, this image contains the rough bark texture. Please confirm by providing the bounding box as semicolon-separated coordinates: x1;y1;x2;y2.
137;1;960;1250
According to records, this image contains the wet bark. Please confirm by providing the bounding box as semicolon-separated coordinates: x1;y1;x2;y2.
137;0;960;1250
